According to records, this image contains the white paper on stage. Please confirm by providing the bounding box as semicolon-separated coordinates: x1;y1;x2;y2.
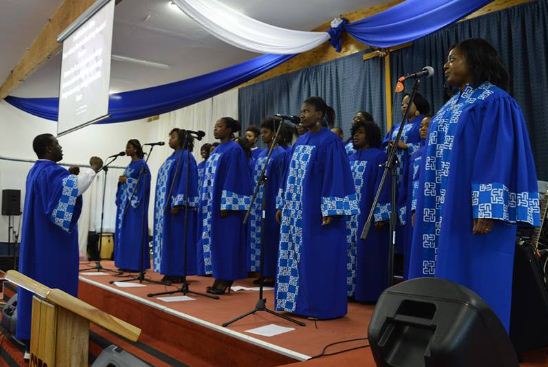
80;272;109;276
245;324;295;337
57;0;115;136
230;286;274;292
157;296;195;303
113;282;146;288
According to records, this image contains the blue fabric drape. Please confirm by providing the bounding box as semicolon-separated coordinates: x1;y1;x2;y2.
343;0;492;48
5;54;294;123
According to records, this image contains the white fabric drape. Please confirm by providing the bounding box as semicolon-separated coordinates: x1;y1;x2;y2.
173;0;330;54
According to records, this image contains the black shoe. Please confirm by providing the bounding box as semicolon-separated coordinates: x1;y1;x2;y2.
206;279;232;295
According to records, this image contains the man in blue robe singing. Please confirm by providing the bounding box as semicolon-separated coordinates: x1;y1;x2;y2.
410;38;540;331
16;133;103;349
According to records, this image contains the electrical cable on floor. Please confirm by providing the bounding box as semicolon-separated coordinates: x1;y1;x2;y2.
308;336;370;360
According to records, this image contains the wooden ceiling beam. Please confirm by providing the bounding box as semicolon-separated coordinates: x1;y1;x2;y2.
0;0;98;99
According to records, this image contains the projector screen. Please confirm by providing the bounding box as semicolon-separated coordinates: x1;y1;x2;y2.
57;0;115;136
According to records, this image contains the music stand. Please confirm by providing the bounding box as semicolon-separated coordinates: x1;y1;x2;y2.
223;117;305;327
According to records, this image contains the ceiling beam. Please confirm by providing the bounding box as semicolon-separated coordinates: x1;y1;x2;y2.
0;0;98;99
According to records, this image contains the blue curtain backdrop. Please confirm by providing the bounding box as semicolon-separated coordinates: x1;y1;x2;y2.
389;0;548;180
238;52;385;141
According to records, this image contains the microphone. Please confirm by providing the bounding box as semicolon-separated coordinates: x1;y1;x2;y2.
274;114;301;126
108;151;126;158
144;141;165;146
181;129;206;141
399;66;434;81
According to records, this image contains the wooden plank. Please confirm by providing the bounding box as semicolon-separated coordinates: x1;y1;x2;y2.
384;53;393;131
0;0;97;99
30;297;57;367
55;308;89;367
6;270;51;298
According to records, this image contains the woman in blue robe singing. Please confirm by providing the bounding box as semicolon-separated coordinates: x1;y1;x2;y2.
275;96;359;319
200;117;252;295
17;134;102;344
152;128;199;284
114;139;151;272
410;38;540;331
195;142;211;275
344;111;375;156
346;119;391;303
248;116;287;286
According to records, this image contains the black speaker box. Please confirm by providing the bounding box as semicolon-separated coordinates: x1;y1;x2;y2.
368;277;519;367
2;190;21;216
510;243;548;353
91;345;150;367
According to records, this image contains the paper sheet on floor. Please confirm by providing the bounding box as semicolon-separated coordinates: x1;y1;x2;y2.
157;296;195;302
230;286;274;292
113;282;146;288
245;324;295;337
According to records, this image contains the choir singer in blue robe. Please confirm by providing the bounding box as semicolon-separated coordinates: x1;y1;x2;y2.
201;117;252;295
248;116;287;286
152;128;198;284
114;139;151;272
346;119;391;303
410;38;540;331
17;134;103;344
275;97;359;319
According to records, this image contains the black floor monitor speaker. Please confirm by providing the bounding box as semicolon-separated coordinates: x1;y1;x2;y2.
368;277;519;367
510;243;548;353
2;189;21;216
91;345;150;367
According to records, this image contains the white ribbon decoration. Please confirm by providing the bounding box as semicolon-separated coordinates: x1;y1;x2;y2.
173;0;330;54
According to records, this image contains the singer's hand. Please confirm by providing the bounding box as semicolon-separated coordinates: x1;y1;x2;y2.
171;206;181;215
119;176;127;184
90;156;103;172
322;216;333;226
275;210;282;224
389;140;408;150
68;166;80;175
374;221;387;230
473;218;494;235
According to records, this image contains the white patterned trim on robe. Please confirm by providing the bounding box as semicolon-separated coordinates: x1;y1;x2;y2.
411;156;423;212
200;153;221;275
249;157;267;271
346;161;367;296
172;194;199;207
276;145;314;312
374;202;391;222
275;188;284;210
321;194;359;217
220;190;251;211
399;206;407;225
472;183;540;226
152;159;174;272
345;141;356;156
51;175;79;232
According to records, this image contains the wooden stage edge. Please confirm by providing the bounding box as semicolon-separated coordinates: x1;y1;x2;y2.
78;275;310;362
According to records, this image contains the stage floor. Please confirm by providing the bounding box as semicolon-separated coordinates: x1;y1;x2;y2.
76;261;548;367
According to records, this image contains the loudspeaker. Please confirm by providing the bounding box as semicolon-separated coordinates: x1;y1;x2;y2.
1;294;17;336
368;278;519;367
91;345;150;367
2;189;21;216
510;243;548;352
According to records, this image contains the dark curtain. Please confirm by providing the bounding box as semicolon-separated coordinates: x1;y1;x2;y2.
390;0;548;180
238;52;385;141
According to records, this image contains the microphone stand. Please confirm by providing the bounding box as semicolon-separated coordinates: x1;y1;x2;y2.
359;78;421;287
81;155;123;273
110;146;164;285
148;131;219;300
223;117;305;327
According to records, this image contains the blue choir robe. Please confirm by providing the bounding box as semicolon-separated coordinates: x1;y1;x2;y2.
195;159;207;275
152;150;199;276
200;141;252;281
17;161;83;340
346;148;391;303
383;114;424;226
114;159;151;271
248;146;287;277
251;147;263;160
345;140;356;156
275;128;359;319
402;143;425;279
409;83;540;331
